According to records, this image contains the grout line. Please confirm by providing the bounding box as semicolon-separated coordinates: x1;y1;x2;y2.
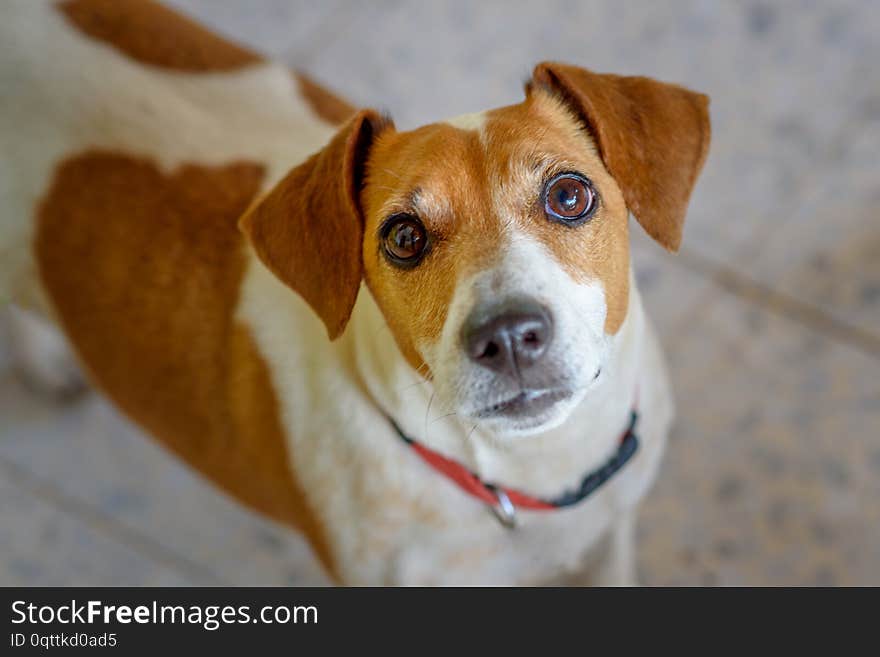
0;457;229;586
661;95;880;357
675;247;880;358
663;284;720;359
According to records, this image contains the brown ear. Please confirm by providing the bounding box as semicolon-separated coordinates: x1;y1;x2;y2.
240;110;392;339
531;62;710;251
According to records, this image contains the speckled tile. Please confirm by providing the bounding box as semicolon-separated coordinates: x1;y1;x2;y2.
630;225;716;342
0;374;328;586
738;117;880;337
289;1;878;265
638;284;880;586
164;0;348;59
290;0;729;128
0;468;204;586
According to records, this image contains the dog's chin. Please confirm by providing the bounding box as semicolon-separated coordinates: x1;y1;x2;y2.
463;386;587;439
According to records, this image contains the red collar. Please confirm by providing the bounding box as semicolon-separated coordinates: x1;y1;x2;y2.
392;409;639;527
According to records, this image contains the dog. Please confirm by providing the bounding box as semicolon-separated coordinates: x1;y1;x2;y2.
0;0;710;585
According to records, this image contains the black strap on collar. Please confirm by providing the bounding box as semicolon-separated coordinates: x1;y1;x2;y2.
391;409;640;511
545;410;640;508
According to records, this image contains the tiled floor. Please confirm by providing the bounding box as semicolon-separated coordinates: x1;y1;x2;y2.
1;0;877;585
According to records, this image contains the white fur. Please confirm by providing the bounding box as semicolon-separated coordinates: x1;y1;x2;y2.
444;110;488;132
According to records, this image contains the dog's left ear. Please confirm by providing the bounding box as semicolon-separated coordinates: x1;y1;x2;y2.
531;62;711;252
240;110;392;339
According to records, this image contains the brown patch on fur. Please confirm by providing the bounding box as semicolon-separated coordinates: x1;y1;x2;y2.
35;151;337;578
531;62;711;252
362;123;505;368
58;0;262;72
295;72;356;126
240;110;392;340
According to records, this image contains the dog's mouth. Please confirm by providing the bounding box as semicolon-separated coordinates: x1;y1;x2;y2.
475;388;571;419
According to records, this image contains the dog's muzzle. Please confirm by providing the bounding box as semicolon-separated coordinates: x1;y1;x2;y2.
462;296;553;380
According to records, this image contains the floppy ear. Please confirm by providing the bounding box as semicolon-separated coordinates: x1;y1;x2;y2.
240;110;392;339
531;62;710;252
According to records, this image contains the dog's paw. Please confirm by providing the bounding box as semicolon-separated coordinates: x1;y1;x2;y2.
5;306;88;400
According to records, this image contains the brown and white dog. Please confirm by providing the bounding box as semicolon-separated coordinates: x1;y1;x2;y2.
0;0;710;585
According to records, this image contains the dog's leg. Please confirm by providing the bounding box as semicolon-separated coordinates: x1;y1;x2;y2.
547;510;638;586
563;511;639;586
591;510;638;586
4;304;87;399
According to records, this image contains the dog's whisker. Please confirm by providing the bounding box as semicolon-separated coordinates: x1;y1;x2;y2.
428;411;457;425
423;390;436;440
396;379;431;394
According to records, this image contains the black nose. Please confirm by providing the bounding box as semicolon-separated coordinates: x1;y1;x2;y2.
462;298;553;377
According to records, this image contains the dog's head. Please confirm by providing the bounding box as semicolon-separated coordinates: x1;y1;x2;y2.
241;63;710;437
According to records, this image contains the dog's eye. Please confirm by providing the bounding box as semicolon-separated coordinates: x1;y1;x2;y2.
543;173;597;224
381;214;428;267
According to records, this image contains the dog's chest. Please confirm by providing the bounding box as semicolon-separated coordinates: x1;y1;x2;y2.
386;403;667;585
315;397;668;585
239;262;672;584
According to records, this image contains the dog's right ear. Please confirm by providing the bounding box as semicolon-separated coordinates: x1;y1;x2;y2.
240;110;393;340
